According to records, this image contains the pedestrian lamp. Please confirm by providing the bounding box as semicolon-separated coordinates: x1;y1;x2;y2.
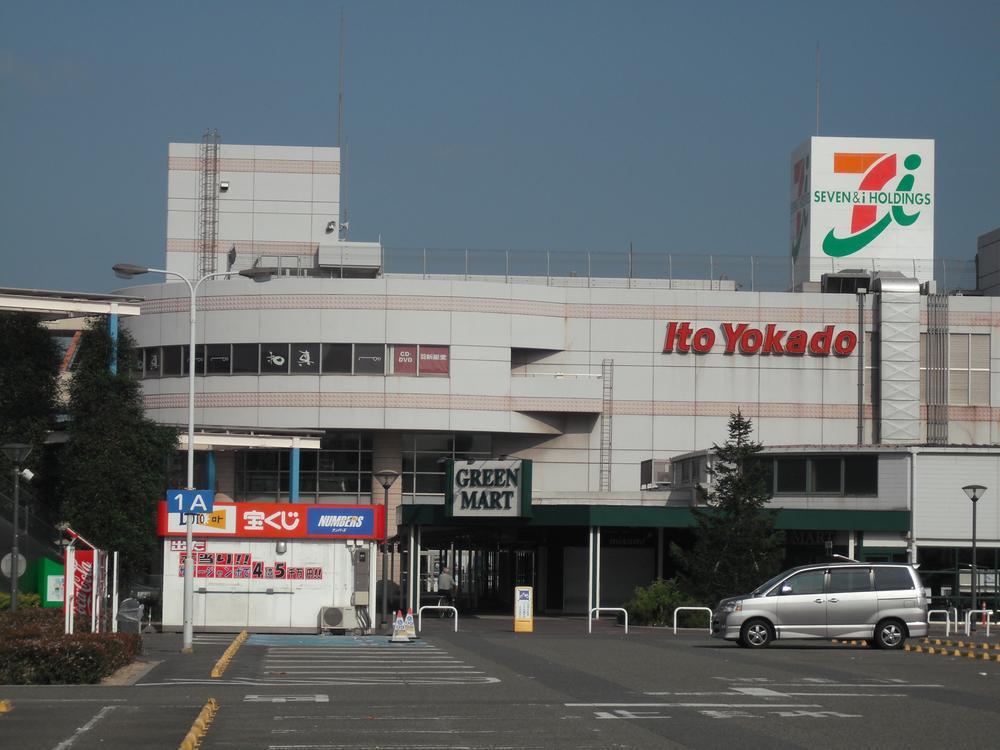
373;469;399;632
962;484;987;630
113;262;275;652
2;443;32;614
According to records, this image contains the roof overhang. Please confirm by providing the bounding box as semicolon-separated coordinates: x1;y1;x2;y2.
177;429;323;451
0;287;143;317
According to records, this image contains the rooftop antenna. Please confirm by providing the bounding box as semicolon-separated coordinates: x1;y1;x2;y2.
338;8;349;240
815;44;821;135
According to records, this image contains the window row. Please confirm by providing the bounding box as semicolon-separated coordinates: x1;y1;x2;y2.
764;455;878;496
140;343;450;378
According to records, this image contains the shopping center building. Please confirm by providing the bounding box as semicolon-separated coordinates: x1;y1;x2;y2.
117;137;1000;630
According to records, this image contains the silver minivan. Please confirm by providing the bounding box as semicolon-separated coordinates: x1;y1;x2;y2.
711;562;928;649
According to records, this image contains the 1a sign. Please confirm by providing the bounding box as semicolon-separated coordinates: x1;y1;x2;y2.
169;489;215;516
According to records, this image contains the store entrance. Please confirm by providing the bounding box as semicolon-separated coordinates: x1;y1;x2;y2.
407;529;545;614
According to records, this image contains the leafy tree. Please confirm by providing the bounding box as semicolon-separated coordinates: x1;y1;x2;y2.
674;411;784;605
57;319;176;591
0;313;60;452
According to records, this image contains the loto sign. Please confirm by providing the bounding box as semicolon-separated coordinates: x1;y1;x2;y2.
662;322;857;356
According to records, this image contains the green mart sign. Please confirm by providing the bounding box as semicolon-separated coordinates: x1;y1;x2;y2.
445;459;532;519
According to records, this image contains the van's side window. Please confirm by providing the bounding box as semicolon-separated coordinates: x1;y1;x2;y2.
828;568;873;593
780;570;825;595
874;567;914;591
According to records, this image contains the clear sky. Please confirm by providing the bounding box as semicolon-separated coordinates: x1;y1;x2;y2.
1;1;997;292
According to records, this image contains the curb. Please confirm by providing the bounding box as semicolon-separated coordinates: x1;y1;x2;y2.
211;631;249;678
179;697;219;750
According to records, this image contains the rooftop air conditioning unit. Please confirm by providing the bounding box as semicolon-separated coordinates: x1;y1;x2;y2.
319;606;360;633
640;459;671;490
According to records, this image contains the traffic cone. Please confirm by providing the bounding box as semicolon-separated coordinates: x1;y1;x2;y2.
390;610;409;643
404;608;417;639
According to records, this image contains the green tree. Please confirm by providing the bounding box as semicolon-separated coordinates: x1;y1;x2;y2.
674;411;784;605
57;319;176;591
0;313;60;451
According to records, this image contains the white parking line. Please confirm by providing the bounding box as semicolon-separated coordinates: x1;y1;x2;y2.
51;706;118;750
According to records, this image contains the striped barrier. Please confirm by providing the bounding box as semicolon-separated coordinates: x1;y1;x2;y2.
211;630;249;678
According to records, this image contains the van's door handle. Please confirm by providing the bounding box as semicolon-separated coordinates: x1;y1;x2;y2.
828;597;839;603
814;598;824;603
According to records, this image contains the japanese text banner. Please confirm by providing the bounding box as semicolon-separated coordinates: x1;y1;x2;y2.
157;501;385;540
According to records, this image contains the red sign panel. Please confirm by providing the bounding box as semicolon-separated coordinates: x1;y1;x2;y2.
156;501;385;540
419;346;450;374
394;344;417;374
68;549;95;618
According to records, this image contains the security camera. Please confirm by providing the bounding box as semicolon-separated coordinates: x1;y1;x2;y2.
19;468;34;482
219;181;230;192
325;220;337;233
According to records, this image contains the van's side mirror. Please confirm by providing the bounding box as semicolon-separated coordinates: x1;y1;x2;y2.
781;584;793;595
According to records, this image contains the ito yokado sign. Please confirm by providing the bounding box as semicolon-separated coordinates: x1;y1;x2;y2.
791;136;935;284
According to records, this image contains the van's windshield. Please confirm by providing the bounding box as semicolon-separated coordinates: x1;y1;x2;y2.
751;571;790;597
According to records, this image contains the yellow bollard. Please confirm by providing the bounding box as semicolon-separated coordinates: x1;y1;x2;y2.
953;649;962;656
927;647;935;654
914;644;923;653
904;644;911;652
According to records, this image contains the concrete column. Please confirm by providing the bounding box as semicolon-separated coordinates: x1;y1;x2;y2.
213;451;237;501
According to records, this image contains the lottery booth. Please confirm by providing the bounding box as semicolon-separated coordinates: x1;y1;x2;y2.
157;501;384;633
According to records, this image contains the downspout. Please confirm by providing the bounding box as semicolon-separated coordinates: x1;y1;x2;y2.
909;448;917;564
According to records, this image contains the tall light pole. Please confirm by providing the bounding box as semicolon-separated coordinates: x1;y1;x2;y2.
963;484;987;631
113;263;274;652
373;469;399;632
2;443;32;614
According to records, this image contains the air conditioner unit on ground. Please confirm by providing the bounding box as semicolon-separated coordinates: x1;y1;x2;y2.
318;606;360;633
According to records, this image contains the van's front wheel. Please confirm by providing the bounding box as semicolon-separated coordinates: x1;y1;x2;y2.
739;619;773;648
873;618;906;650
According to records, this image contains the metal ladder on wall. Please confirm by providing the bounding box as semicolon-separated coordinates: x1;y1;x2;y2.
599;358;614;492
197;129;221;276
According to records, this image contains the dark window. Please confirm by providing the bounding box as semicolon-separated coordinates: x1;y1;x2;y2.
232;344;259;374
144;348;161;378
354;344;385;374
844;456;878;495
291;343;320;373
873;567;914;591
828;568;872;593
261;344;290;374
162;345;183;376
183;345;205;375
775;458;807;493
812;457;842;493
206;344;232;374
321;344;352;373
780;570;825;595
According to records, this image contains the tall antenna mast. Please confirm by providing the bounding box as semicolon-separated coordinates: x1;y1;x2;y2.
815;44;821;135
338;7;345;147
338;8;348;240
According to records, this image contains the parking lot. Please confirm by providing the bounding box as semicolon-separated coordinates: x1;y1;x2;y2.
3;618;1000;749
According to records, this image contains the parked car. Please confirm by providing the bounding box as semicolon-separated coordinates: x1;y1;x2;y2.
712;562;928;649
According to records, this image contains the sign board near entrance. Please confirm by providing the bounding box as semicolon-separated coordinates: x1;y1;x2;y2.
445;459;533;518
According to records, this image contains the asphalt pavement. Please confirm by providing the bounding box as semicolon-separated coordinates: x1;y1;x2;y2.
2;619;1000;749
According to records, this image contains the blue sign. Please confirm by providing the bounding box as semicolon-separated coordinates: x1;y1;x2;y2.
169;489;215;515
307;507;375;537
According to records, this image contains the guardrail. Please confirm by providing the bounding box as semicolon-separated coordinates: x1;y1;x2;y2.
673;607;713;635
964;609;994;637
927;609;959;636
417;605;458;633
589;607;628;634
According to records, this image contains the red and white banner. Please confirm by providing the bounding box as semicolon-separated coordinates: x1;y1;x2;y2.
156;501;386;540
68;549;95;618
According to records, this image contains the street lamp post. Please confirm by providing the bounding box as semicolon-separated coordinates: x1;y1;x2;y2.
962;484;987;631
2;443;32;614
373;469;399;632
113;263;274;652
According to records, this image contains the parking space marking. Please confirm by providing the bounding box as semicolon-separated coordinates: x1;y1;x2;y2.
51;705;118;750
244;695;329;703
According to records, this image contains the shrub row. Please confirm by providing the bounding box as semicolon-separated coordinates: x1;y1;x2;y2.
0;608;141;684
624;578;705;627
0;592;42;611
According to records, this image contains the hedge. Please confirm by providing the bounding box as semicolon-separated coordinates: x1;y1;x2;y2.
0;608;141;685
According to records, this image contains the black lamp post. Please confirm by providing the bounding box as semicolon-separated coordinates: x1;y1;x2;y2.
963;484;987;631
374;469;399;632
3;443;32;614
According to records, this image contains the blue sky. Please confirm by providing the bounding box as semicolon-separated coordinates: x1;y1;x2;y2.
1;1;997;292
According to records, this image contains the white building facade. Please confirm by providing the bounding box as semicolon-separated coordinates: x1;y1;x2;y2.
120;141;1000;628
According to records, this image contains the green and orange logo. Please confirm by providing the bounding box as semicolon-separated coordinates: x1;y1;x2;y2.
818;152;930;258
